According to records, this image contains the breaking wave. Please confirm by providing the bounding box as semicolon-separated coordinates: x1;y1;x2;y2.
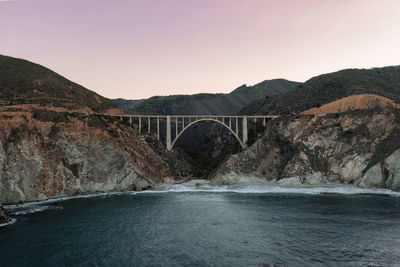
3;181;399;216
144;183;400;196
0;218;17;228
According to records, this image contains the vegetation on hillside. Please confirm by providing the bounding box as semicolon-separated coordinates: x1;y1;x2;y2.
124;79;299;115
241;66;400;115
0;55;118;112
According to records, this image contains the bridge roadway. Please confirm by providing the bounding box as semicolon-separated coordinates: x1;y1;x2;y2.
94;114;279;151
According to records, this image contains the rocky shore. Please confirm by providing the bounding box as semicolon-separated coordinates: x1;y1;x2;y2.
0;205;11;225
211;107;400;191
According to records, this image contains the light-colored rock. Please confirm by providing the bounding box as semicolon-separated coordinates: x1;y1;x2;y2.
384;149;400;190
359;164;382;188
0;110;189;204
211;108;400;190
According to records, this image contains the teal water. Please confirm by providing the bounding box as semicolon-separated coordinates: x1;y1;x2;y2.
1;186;400;266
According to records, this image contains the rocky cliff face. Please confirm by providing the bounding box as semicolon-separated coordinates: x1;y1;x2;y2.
0;106;190;204
211;107;400;191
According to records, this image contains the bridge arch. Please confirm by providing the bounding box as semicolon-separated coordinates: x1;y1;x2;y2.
170;118;244;150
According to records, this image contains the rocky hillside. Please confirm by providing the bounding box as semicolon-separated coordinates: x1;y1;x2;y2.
0;106;191;205
212;66;400;190
0;55;120;113
211;106;400;190
241;66;400;115
127;79;299;115
0;55;193;205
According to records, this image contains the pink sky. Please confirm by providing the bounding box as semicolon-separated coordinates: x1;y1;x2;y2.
1;0;400;99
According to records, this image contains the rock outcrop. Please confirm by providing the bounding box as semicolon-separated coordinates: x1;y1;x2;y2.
0;106;191;204
211;107;400;191
0;205;11;225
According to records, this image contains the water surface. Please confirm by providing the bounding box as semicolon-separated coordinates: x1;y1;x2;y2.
1;185;400;266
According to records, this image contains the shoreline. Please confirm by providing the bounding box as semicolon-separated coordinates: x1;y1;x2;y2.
2;181;399;229
3;179;400;210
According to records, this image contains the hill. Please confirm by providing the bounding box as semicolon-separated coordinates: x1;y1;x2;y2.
301;94;399;115
113;98;145;111
0;55;119;113
126;79;299;115
241;66;400;115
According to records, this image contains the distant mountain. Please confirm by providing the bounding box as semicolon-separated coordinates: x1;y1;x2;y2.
127;79;299;115
240;66;400;115
0;55;119;113
113;98;145;112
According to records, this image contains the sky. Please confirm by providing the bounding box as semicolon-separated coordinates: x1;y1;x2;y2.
1;0;400;99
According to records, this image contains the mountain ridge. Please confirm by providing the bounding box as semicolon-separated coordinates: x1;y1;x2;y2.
240;66;400;115
0;54;120;113
120;79;299;115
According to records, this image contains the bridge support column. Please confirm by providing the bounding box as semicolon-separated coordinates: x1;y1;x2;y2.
139;117;141;133
148;117;150;134
235;117;239;135
166;116;172;151
242;116;248;148
175;117;178;137
263;117;266;127
129;116;132;126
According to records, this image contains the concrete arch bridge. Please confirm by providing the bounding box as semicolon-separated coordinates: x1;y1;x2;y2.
106;115;278;151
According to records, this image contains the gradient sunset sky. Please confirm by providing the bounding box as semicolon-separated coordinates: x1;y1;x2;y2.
1;0;400;99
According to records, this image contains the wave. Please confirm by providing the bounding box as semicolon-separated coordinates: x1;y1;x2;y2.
13;205;50;215
4;192;128;210
0;218;17;228
142;183;400;196
3;183;399;213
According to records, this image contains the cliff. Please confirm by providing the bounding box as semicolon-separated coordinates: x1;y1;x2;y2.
211;107;400;191
0;106;190;204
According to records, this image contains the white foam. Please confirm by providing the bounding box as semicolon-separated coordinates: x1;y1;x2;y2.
14;205;50;215
144;183;400;196
0;218;17;228
3;183;399;213
4;191;129;210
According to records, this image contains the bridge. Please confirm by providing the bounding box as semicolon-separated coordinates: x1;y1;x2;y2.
102;114;278;151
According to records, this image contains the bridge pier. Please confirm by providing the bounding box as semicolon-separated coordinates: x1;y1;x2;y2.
235;117;239;135
166;115;171;150
242;116;248;148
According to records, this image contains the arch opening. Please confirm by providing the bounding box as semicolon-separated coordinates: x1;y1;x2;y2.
171;118;244;150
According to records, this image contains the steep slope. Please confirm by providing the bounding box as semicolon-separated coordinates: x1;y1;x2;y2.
241;66;400;115
0;107;191;204
0;55;192;205
128;79;299;115
0;55;120;113
211;107;400;190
